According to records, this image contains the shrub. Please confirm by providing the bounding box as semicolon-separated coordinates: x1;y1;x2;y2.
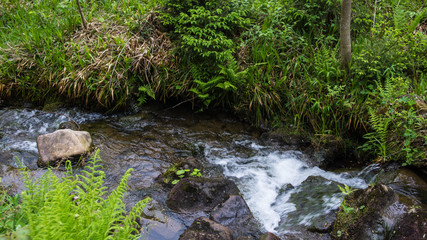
160;0;250;108
361;77;426;166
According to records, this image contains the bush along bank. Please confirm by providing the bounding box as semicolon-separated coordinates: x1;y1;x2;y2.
1;0;426;167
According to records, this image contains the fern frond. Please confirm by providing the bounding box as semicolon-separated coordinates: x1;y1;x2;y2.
18;150;149;240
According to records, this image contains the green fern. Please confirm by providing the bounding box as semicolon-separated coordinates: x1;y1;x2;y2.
190;56;247;108
19;150;150;240
361;76;426;165
365;106;391;158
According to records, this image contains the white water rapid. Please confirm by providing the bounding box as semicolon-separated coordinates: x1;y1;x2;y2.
206;140;369;233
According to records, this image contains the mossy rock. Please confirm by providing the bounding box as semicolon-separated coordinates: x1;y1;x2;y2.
332;184;398;239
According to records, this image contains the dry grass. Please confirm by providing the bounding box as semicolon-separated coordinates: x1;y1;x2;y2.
0;11;172;110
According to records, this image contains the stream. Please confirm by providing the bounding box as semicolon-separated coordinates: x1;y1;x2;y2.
0;104;425;239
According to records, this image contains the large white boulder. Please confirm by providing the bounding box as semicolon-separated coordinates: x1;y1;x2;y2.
37;129;92;167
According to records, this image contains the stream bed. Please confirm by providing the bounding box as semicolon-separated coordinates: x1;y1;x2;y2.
0;104;425;239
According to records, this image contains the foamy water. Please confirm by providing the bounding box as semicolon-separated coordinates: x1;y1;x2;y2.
0;108;106;160
207;141;369;233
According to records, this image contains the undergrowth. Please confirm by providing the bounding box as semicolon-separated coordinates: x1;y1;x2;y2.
1;0;426;166
0;0;166;110
0;150;150;239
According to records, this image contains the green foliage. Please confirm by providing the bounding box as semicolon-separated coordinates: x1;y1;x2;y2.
190;56;245;108
281;0;341;39
0;179;26;238
0;0;163;109
337;184;356;216
137;85;156;105
160;0;250;108
1;0;426;166
161;0;249;60
17;150;150;239
162;164;202;185
172;168;202;185
338;184;355;196
361;77;426;166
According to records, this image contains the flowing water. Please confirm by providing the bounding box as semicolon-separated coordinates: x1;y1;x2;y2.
1;104;423;239
205;141;371;234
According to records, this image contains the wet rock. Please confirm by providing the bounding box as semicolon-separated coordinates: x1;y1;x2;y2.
37;129;92;167
281;231;331;240
59;121;79;131
331;184;399;239
211;195;261;239
260;132;310;148
0;152;14;166
42;101;66;112
307;211;336;233
179;217;232;240
332;182;427;240
260;232;282;240
374;167;427;205
278;184;294;195
166;177;240;212
236;236;254;240
139;200;186;240
307;134;369;170
390;206;427;240
142;217;186;240
279;176;341;232
141;199;167;223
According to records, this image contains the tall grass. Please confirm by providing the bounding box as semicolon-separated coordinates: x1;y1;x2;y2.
0;0;165;109
1;0;425;165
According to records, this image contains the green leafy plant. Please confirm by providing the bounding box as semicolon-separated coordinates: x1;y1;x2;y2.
172;168;202;185
338;184;355;195
18;150;150;239
162;164;203;185
160;0;250;108
281;0;341;38
361;77;426;166
137;85;156;105
338;184;355;214
0;179;26;237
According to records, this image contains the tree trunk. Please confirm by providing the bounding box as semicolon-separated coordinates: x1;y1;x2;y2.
76;0;87;30
340;0;352;72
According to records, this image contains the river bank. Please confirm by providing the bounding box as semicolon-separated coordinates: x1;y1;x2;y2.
1;102;426;239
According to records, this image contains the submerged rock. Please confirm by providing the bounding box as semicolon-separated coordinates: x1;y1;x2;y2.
179;217;232;240
211;195;261;239
37;129;92;167
166;177;240;212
